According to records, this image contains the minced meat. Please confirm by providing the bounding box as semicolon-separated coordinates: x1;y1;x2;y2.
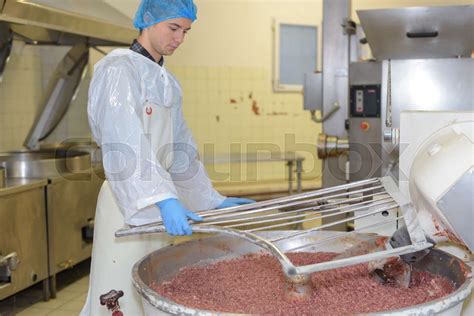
151;252;455;314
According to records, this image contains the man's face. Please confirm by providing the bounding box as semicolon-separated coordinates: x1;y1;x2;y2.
146;18;192;56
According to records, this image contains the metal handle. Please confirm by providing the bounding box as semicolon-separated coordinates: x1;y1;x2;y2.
58;259;75;270
383;128;400;145
0;252;19;271
82;218;94;243
115;224;298;278
406;31;438;38
100;289;124;316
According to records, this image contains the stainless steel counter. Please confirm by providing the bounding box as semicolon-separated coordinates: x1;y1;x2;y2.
0;178;48;197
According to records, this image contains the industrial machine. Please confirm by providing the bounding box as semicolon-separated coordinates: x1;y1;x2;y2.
399;112;473;253
348;6;473;252
311;2;473;314
356;5;473;183
304;3;473;233
0;0;136;300
305;3;473;187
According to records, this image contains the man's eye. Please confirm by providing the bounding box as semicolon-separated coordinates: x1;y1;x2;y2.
170;27;178;31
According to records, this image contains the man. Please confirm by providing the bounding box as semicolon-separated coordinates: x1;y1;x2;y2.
80;1;254;314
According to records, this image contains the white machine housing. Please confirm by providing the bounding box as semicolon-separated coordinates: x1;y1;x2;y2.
399;111;473;251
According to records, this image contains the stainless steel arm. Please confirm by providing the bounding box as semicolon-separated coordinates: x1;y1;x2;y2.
115;225;299;277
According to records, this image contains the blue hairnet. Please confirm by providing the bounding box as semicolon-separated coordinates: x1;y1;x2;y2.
133;0;197;30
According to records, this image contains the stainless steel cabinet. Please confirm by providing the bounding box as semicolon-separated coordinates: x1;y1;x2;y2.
47;169;103;296
0;150;104;299
0;180;49;300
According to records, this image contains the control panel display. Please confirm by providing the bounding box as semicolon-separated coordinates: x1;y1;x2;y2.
350;85;381;117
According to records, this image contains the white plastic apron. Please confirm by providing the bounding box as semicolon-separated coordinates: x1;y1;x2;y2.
81;77;176;316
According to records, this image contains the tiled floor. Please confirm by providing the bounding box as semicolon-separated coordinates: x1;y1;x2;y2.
0;260;90;316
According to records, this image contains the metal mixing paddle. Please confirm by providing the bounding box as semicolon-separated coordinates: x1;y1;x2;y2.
116;177;432;299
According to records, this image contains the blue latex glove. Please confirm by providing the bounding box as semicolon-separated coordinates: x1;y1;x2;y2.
156;198;203;236
217;197;256;209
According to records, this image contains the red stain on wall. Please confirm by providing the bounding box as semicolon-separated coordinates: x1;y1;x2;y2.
251;100;260;115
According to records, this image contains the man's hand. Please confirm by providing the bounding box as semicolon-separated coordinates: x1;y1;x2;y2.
156;198;203;236
217;197;256;209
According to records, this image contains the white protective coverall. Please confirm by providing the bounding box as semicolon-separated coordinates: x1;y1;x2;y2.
80;48;225;316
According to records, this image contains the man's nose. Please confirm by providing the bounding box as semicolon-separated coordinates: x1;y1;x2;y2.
175;31;185;44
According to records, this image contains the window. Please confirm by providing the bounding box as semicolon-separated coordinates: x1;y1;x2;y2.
273;20;318;92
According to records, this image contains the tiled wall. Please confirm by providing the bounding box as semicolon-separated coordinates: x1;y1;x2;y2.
169;65;322;182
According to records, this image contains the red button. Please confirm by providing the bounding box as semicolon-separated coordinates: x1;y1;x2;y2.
360;121;370;131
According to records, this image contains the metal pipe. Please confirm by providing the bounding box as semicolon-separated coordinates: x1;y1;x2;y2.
208;195;393;228
245;202;398;233
296;159;303;193
201;186;386;225
196;178;381;217
309;101;341;123
202;191;389;226
317;133;350;159
287;160;293;194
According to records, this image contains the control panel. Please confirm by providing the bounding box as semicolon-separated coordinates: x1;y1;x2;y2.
350;85;381;117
